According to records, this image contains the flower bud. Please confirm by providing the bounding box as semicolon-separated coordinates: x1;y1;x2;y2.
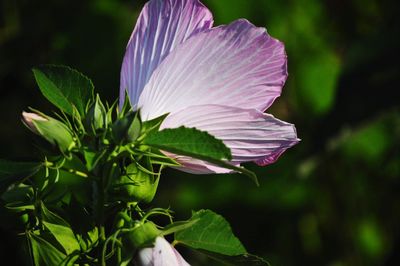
135;237;190;266
22;111;75;153
111;111;141;144
22;112;47;134
85;94;107;133
110;162;159;203
126;221;159;249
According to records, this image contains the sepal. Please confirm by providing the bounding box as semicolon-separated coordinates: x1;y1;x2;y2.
110;159;159;204
125;221;160;249
22;111;76;153
85;94;107;134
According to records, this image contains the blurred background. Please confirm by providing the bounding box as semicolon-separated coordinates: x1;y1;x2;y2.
0;0;399;265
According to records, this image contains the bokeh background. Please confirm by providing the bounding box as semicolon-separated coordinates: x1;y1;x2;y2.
1;0;399;265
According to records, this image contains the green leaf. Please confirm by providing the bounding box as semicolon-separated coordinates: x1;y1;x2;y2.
77;226;98;252
198;249;270;266
41;202;80;254
67;197;98;252
141;113;169;134
32;65;94;116
5;202;35;211
143;127;258;185
0;159;41;179
28;232;66;266
60;252;80;266
161;220;199;236
144;126;231;161
1;183;34;202
175;209;246;256
60;170;91;205
0;159;41;193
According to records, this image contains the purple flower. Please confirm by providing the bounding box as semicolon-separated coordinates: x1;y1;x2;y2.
120;0;299;174
135;237;190;266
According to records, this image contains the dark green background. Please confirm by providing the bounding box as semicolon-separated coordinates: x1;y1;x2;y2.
1;0;399;265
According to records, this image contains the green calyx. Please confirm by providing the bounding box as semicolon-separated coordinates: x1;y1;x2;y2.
85;94;107;134
30;114;76;153
110;160;159;204
124;221;160;250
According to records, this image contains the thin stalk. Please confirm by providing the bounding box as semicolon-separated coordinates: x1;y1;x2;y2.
94;170;107;266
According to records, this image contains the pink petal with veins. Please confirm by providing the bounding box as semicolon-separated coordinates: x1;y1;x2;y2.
120;0;213;108
138;19;287;120
161;105;299;174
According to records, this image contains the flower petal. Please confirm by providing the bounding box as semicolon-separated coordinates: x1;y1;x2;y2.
138;19;287;120
162;152;236;174
160;105;299;174
120;0;213;108
136;237;190;266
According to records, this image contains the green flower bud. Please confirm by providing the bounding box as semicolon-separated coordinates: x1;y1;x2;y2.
125;221;159;249
21;112;47;134
85;94;107;133
127;115;141;143
111;111;141;144
22;111;75;153
111;162;159;203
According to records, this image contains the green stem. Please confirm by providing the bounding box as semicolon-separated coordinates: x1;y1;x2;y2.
100;225;106;241
95;173;107;266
